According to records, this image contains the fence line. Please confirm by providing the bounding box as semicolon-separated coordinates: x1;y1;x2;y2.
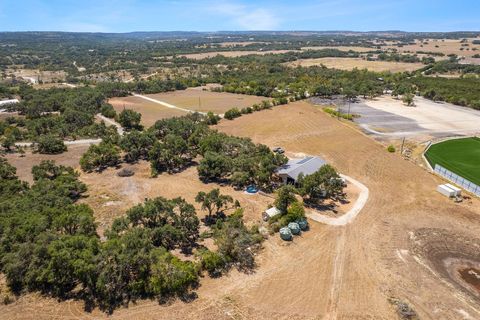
434;164;480;197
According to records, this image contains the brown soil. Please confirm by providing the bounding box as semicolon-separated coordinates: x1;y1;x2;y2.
3;101;480;319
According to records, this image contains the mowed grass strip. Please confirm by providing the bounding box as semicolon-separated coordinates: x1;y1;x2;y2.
425;137;480;185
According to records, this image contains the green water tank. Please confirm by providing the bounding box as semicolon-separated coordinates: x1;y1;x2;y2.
297;218;309;231
279;227;293;241
288;222;301;235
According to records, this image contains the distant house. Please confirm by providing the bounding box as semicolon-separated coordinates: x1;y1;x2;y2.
277;156;327;184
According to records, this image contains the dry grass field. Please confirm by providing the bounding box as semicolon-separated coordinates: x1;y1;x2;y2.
301;46;375;52
145;88;269;114
109;95;188;127
6;68;67;83
4;101;480;319
382;38;480;57
285;57;425;72
4;144;90;183
78;163;273;236
110;89;269;127
181;50;300;59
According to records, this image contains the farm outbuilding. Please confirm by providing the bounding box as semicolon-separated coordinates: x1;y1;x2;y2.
277;156;327;184
263;207;281;221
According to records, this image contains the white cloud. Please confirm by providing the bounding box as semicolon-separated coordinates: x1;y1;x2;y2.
209;1;280;30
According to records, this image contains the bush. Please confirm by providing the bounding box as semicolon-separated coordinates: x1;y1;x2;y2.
35;134;67;154
100;103;116;118
387;145;396;153
199;249;225;277
118;109;142;130
224;108;242;120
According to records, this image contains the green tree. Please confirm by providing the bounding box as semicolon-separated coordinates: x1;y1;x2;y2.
35;134;67;154
274;185;298;214
149;134;192;175
195;189;234;223
297;164;345;204
118;109;142;131
80;142;120;172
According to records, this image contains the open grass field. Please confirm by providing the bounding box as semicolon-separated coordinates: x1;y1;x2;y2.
425;137;480;185
301;46;375;52
181;49;300;59
145;88;269;114
381;38;480;57
109;95;189;127
4;101;480;320
110;89;269;127
285;57;425;72
4;144;90;183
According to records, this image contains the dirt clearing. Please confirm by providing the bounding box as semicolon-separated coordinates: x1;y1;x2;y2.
285;57;424;72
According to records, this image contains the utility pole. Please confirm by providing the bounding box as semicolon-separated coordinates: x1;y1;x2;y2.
400;137;406;155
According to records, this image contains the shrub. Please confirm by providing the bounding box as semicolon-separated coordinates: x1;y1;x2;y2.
199;249;225;277
35;134;67;154
224;108;242;120
100;103;116;118
387;145;396;153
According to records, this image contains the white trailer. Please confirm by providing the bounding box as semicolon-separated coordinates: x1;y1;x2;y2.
437;184;456;198
445;183;462;197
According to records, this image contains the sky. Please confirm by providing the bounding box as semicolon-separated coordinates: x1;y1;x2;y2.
0;0;479;32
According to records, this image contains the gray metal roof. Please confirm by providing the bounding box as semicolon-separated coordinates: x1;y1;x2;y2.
277;156;327;181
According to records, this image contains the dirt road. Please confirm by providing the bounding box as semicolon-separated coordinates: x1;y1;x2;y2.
308;173;369;226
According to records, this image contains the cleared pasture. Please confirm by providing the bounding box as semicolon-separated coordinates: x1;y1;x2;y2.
382;38;480;57
109;95;189;127
181;49;300;59
144;88;269;114
285;57;424;72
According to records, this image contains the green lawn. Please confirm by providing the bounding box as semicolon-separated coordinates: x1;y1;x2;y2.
425;137;480;185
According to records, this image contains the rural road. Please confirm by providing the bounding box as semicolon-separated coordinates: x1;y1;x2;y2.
15;139;102;148
96;113;124;135
132;93;208;115
307;173;369;226
15;114;123;148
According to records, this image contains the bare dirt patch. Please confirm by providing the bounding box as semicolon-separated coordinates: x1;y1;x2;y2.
285;57;424;72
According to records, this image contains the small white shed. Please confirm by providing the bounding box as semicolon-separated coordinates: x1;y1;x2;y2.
263;207;281;221
437;184;456;198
